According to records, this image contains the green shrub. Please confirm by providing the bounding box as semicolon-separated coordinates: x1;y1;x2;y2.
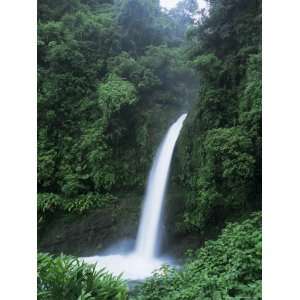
37;193;61;228
37;193;117;229
37;193;61;214
134;212;261;300
38;253;128;300
38;193;116;215
179;126;256;232
62;193;117;214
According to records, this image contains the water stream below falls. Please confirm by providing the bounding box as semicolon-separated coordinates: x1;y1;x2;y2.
82;113;187;280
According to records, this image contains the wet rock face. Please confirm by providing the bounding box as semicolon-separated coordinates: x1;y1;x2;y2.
37;189;203;258
38;194;142;257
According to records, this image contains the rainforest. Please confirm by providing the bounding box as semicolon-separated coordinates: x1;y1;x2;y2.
37;0;262;299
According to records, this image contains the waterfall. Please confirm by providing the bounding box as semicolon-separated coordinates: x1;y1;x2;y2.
135;113;187;258
82;113;188;280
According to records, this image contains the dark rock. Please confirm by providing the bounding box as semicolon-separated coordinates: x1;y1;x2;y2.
38;193;142;256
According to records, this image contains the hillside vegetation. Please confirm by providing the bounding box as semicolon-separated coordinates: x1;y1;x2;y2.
173;0;261;237
37;0;262;299
134;213;261;300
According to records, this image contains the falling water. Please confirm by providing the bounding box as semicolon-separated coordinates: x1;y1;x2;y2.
82;113;188;280
135;113;188;258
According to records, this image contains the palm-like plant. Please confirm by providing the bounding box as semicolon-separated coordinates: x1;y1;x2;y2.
38;253;128;300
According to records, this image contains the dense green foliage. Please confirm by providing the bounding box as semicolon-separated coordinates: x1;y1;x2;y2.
38;0;262;298
38;0;197;216
37;193;117;229
38;253;128;299
175;0;262;233
134;213;261;300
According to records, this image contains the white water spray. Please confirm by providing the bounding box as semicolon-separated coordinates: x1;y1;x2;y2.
82;113;187;280
135;113;187;258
